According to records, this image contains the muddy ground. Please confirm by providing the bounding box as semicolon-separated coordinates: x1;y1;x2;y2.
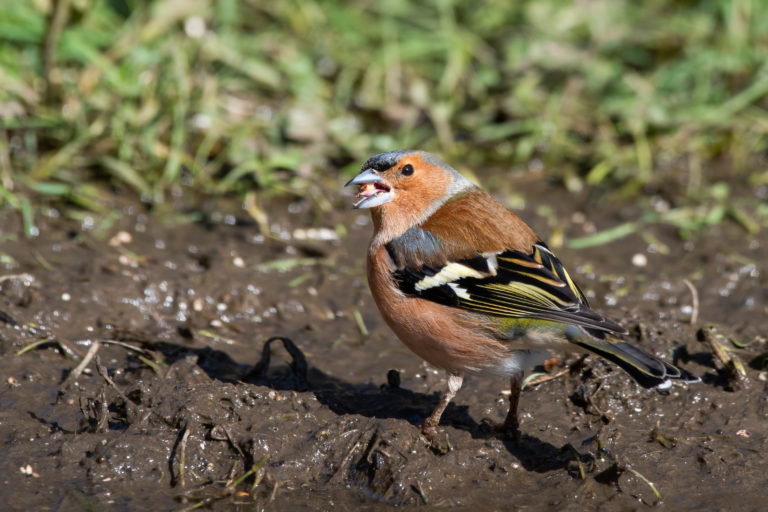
1;180;766;511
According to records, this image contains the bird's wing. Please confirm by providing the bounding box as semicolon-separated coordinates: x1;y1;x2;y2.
386;229;626;335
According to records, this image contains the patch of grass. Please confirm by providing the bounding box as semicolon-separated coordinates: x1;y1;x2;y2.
0;0;766;230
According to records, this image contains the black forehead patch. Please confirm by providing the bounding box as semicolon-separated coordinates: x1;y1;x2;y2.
361;150;417;172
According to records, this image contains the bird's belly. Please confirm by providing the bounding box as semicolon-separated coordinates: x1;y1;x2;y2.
387;315;495;374
370;287;508;374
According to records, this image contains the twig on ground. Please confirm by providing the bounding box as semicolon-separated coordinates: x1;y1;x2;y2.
523;367;570;388
17;338;80;360
682;279;699;324
179;427;190;488
625;465;662;502
61;340;101;389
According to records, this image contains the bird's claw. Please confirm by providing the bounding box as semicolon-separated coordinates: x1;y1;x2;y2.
420;424;450;453
480;417;521;444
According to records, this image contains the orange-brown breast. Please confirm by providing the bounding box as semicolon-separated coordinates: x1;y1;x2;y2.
421;189;539;258
366;245;508;375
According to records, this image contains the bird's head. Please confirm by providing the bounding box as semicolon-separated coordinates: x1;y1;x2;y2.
345;150;473;215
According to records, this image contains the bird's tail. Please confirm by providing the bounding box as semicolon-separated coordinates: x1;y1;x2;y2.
566;325;700;388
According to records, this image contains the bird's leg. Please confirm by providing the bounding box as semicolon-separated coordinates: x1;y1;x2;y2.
501;372;523;442
421;373;463;446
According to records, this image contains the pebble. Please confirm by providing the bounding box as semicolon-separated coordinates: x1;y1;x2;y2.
109;231;133;247
292;227;339;242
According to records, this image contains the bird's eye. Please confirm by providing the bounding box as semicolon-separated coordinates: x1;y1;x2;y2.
401;164;414;176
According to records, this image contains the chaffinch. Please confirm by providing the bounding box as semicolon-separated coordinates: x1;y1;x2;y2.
345;150;699;446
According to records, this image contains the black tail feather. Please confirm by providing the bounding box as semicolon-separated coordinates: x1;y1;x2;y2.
573;338;701;389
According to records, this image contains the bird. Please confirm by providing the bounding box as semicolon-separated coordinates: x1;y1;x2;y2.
345;149;700;447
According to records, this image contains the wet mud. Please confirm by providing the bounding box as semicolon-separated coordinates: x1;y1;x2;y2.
1;184;766;510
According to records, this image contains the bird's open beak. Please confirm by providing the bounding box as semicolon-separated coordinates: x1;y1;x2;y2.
345;168;393;209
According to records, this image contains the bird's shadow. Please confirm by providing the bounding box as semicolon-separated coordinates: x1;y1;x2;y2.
151;336;575;475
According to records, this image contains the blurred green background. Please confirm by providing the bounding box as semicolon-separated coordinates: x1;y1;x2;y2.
1;0;767;239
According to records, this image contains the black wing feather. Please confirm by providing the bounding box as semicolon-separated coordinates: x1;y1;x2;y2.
389;236;627;336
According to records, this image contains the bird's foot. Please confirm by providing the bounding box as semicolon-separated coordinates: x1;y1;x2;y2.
420;424;450;453
480;418;521;444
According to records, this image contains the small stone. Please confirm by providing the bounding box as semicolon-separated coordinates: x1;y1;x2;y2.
19;464;40;477
109;231;133;247
632;253;648;267
292;227;339;241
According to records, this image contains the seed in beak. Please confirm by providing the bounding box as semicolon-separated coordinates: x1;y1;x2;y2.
356;183;379;198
